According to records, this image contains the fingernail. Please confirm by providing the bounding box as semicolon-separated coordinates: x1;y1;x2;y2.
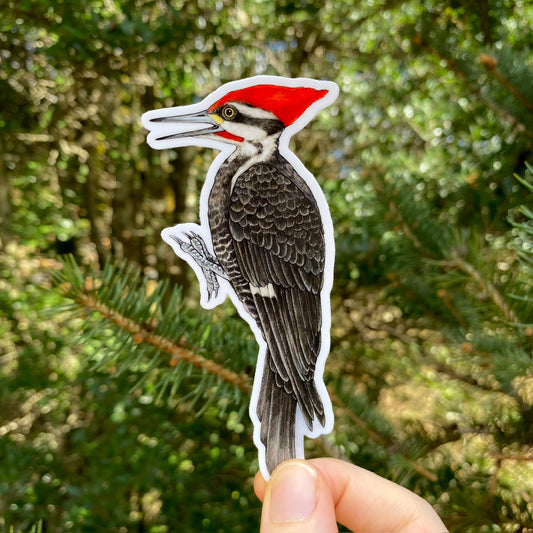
269;461;318;523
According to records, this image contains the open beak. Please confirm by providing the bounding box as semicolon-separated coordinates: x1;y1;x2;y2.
147;110;223;142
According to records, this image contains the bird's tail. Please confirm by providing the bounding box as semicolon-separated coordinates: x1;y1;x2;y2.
257;352;325;475
257;361;297;474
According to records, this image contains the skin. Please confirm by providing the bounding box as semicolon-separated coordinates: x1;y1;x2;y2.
254;458;448;533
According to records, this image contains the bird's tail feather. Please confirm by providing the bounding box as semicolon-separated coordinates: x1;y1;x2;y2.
257;362;298;474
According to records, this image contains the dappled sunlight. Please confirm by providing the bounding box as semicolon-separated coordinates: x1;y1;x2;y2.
1;0;532;531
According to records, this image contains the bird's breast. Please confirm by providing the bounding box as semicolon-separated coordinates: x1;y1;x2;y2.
208;160;243;278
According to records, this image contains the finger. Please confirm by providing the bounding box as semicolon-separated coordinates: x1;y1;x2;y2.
309;458;448;533
255;458;447;533
257;460;338;533
254;470;267;500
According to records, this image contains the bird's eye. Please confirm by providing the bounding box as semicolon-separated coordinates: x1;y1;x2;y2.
222;106;236;120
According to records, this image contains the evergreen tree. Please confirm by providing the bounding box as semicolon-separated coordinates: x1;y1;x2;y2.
1;1;532;531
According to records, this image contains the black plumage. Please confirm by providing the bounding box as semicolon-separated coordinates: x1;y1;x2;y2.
209;150;326;473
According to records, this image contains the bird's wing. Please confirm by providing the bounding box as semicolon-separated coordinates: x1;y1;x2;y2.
229;162;325;292
228;160;325;424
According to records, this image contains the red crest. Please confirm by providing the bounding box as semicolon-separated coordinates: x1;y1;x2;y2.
209;85;329;126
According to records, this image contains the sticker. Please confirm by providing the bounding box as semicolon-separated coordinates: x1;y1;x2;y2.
142;76;338;479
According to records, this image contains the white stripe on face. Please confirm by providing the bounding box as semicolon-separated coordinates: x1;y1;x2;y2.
232;103;279;121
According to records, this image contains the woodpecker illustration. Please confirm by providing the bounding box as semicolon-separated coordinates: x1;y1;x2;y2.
142;76;338;478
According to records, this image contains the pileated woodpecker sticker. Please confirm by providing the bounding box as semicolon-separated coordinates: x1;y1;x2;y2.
142;76;338;479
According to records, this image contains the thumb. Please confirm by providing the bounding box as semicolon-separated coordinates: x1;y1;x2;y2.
259;460;338;533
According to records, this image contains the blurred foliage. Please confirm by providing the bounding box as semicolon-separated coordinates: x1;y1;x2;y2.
1;0;532;531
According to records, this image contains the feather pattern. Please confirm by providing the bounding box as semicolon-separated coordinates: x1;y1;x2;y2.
208;146;329;474
228;156;326;433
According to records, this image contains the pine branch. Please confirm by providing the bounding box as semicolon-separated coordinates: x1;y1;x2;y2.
439;252;519;324
387;199;423;251
330;390;390;448
330;390;439;482
491;452;533;463
479;54;533;114
414;17;533;138
438;50;532;136
435;288;469;328
432;360;501;394
372;172;455;261
65;289;251;394
509;168;533;320
51;257;254;407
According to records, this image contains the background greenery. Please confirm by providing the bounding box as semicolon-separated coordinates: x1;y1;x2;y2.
1;0;532;531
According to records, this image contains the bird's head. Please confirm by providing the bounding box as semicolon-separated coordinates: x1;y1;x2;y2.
142;76;338;151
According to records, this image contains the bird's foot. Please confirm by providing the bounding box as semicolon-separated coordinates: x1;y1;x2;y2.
170;232;224;301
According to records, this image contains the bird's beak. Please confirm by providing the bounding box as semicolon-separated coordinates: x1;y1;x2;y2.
146;110;223;142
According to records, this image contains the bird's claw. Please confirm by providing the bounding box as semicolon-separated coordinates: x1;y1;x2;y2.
170;232;221;302
205;269;220;301
186;231;214;259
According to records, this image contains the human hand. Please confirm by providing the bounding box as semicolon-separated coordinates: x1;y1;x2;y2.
254;458;448;533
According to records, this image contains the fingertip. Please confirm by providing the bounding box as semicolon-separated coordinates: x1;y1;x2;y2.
259;460;338;533
254;470;267;501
